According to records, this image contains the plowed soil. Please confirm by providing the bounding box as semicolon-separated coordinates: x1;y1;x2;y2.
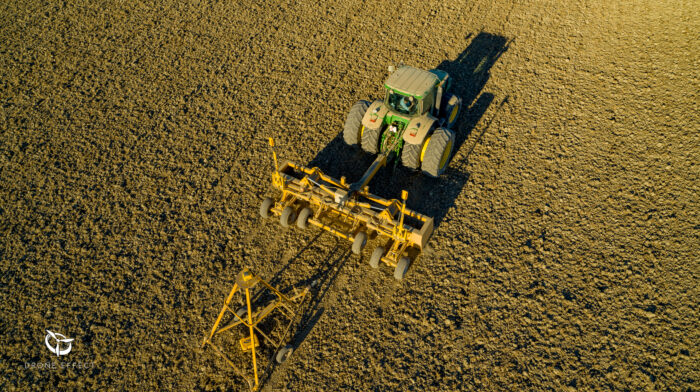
1;0;698;391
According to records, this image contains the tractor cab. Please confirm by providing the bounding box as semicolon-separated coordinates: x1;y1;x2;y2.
385;91;419;116
383;66;450;118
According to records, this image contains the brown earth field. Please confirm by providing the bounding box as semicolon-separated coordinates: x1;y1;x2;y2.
1;0;699;391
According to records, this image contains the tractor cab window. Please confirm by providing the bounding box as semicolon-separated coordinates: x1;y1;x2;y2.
386;91;419;116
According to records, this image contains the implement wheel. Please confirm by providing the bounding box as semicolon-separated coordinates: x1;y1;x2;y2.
421;128;455;178
276;345;294;364
296;207;313;229
394;257;411;280
260;197;274;218
369;246;384;269
343;100;370;146
280;206;296;228
352;232;368;255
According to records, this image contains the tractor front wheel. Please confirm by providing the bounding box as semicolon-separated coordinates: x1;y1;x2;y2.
442;94;462;129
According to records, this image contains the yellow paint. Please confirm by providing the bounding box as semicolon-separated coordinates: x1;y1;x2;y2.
420;135;432;162
449;103;459;123
246;288;258;387
239;335;259;351
269;137;279;173
396;190;408;240
439;140;453;169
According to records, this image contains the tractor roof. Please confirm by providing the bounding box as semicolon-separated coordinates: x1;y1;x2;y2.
384;66;439;99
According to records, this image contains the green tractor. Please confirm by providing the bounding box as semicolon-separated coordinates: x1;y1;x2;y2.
343;65;462;177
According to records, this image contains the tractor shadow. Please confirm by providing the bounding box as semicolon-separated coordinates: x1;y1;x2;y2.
309;31;511;228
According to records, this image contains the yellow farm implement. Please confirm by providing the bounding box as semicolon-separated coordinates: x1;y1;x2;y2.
260;138;435;280
201;268;308;391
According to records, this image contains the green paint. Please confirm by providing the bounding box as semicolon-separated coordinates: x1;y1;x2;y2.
384;84;426;100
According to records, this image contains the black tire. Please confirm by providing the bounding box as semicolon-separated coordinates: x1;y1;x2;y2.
280;206;296;228
361;125;382;154
369;246;384;269
401;142;422;169
296;207;312;229
343;100;370;146
352;232;367;255
260;197;274;219
276;345;293;364
421;128;455;178
394;257;411;280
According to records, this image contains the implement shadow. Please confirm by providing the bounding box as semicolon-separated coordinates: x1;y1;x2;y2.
260;236;352;388
308;32;511;228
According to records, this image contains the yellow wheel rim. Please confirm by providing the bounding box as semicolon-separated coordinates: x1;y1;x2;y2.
420;135;432;162
439;140;453;169
359;125;365;139
449;104;459;123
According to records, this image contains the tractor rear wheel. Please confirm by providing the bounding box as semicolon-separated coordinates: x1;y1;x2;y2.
401;142;422;169
343;100;370;146
421;128;455;178
361;125;382;154
394;257;411;280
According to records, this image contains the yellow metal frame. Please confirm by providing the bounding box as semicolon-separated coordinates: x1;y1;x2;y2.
201;268;308;391
267;138;434;269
